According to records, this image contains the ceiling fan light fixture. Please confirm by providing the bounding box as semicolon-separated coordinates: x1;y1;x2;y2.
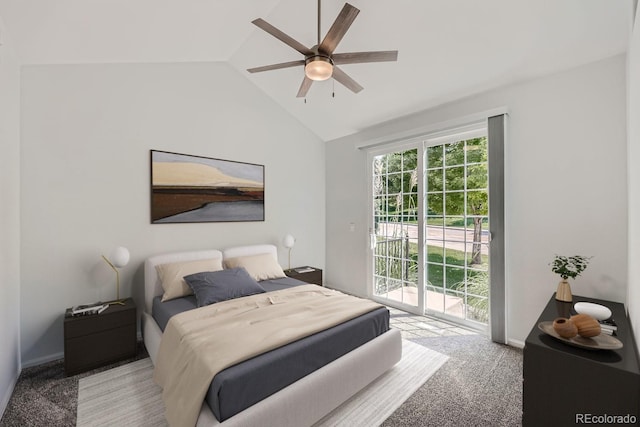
305;55;333;81
249;2;397;96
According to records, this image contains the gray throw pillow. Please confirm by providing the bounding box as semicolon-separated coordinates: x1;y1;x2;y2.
183;267;266;307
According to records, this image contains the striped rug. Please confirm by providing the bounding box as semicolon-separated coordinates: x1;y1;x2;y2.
77;340;448;427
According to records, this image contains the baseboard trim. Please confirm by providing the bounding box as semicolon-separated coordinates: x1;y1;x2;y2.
0;368;20;420
21;351;64;369
21;337;144;370
507;338;525;349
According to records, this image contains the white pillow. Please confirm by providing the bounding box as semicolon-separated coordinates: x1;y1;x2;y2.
224;253;286;282
156;258;223;302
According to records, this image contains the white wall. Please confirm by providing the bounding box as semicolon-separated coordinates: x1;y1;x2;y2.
0;17;22;415
20;62;325;366
326;55;628;344
628;3;640;354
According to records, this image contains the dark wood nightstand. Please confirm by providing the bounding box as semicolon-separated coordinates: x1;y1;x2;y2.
64;298;137;376
284;266;323;285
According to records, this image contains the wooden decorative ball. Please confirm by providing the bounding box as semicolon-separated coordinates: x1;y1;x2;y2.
570;313;601;337
552;317;578;338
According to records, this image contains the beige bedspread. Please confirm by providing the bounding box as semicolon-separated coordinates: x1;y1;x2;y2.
153;284;383;427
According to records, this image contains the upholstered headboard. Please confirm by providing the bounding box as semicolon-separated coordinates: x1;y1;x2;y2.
143;244;279;314
222;244;278;262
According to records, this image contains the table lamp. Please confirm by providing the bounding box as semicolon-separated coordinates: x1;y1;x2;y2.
102;246;130;305
283;234;295;270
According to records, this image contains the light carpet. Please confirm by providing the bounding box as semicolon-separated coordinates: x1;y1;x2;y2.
77;340;448;427
382;335;523;427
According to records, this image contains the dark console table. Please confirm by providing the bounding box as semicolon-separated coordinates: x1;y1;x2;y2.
523;294;640;426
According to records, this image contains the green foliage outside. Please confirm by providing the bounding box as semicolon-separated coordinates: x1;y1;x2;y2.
374;138;488;261
426;217;488;227
465;271;490;323
426;138;488;265
375;238;489;322
373;149;419;224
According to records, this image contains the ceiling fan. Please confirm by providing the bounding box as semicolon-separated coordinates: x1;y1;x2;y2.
247;0;398;98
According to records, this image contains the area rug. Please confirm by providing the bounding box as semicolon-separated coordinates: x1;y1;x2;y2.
77;340;448;427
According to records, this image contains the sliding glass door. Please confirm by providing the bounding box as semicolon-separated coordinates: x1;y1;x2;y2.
370;126;499;332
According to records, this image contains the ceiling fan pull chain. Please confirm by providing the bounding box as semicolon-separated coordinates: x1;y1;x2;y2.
332;78;335;98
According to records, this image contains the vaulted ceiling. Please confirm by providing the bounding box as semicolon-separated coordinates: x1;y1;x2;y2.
0;0;633;141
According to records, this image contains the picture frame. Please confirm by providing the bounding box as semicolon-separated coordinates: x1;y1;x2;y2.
150;150;264;223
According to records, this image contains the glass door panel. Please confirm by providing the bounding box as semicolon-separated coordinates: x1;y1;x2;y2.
424;137;489;326
372;148;419;309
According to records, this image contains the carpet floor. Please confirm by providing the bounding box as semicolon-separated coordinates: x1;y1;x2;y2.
75;340;447;427
0;342;148;427
1;335;522;427
382;335;523;427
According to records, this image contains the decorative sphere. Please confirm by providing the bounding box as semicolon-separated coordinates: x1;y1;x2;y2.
571;314;601;338
283;234;295;249
552;318;578;338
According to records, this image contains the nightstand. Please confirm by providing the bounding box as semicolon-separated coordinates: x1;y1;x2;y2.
284;266;323;285
64;298;137;376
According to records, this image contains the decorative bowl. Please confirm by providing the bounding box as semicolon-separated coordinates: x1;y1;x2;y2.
574;302;612;321
538;321;623;350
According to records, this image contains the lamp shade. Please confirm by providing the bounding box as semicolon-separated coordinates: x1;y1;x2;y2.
305;56;333;81
110;246;130;268
283;234;296;249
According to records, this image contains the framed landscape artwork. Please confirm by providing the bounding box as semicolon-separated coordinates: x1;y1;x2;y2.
150;150;265;223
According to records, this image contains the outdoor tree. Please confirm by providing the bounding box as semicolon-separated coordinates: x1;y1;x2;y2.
373;149;418;224
427;137;488;265
375;139;488;266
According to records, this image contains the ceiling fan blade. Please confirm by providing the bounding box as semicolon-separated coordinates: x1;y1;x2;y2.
332;50;398;65
252;18;313;55
332;66;363;93
318;3;360;55
296;76;314;98
247;60;305;73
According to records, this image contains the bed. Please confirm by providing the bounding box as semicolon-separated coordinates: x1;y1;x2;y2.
141;244;402;427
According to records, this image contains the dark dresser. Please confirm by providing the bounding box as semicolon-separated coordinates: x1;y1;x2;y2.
523;294;640;426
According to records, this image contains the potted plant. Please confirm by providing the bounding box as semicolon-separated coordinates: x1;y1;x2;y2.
550;255;591;302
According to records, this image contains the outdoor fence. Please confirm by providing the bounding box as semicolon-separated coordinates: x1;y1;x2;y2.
374;234;411;282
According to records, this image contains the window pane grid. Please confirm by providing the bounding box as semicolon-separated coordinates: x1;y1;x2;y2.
372;149;418;306
424;136;489;325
